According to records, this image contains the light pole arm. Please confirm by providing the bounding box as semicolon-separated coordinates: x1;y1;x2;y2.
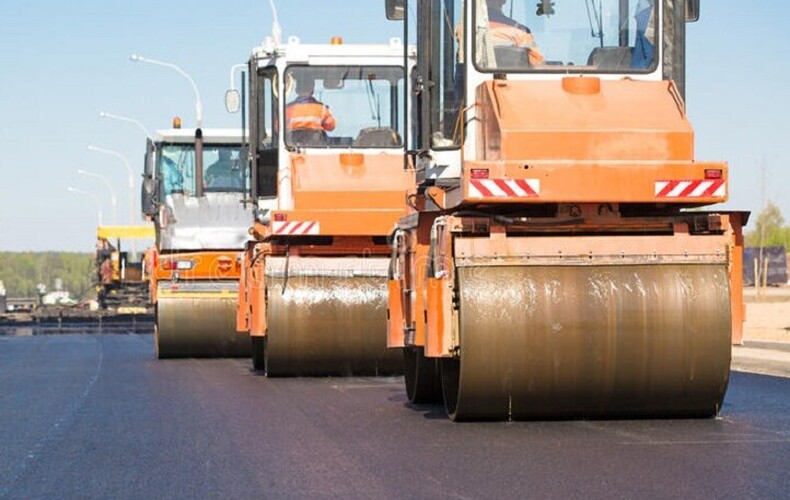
98;112;154;142
87;146;136;225
87;146;134;188
131;54;203;128
68;187;104;226
77;169;118;225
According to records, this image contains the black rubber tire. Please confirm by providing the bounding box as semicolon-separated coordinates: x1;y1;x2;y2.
251;336;267;372
403;346;443;405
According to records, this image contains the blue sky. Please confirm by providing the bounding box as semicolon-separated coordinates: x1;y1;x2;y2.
0;1;787;251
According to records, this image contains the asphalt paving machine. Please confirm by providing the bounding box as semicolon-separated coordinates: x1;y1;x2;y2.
95;225;154;312
142;124;251;358
234;36;415;375
385;0;747;420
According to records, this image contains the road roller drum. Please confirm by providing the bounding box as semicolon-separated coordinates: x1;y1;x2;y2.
442;264;732;421
263;256;402;376
156;281;251;358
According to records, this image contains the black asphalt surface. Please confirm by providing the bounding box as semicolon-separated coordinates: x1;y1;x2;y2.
1;333;789;499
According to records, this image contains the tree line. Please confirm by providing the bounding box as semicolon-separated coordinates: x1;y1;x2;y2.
744;202;790;249
0;252;94;300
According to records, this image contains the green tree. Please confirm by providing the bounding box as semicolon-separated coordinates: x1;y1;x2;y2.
0;252;93;299
745;202;790;248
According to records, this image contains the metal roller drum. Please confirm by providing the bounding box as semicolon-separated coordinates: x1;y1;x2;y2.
443;264;732;421
156;281;251;358
265;256;402;376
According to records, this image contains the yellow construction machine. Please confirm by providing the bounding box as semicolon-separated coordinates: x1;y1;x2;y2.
385;0;747;420
95;225;154;313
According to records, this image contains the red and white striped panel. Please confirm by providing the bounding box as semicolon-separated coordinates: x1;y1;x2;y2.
272;221;320;235
655;180;726;198
468;178;540;198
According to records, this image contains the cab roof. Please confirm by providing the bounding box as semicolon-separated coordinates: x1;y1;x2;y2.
154;128;246;144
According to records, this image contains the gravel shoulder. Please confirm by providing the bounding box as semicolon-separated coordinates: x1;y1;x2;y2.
733;288;790;377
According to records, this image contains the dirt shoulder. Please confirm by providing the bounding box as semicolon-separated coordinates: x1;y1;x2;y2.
733;288;790;377
742;288;790;343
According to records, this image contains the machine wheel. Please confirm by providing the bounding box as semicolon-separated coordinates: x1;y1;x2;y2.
251;336;267;372
442;264;732;421
403;346;443;404
156;291;250;358
154;323;163;359
440;357;461;418
265;268;402;376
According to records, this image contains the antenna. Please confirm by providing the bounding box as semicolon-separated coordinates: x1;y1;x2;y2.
268;0;282;45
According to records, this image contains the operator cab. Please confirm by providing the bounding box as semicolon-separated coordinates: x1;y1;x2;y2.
157;142;245;195
247;37;410;210
281;66;405;149
141;127;250;251
472;0;661;72
390;0;700;179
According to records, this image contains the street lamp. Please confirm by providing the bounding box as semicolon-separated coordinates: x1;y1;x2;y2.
98;111;153;142
87;145;135;225
130;54;203;128
67;187;104;226
77;169;118;225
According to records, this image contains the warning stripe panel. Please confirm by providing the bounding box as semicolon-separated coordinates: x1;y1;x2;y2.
272;221;320;235
655;180;726;198
469;179;540;198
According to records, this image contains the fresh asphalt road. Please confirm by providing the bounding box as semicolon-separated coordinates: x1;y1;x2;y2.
1;334;788;499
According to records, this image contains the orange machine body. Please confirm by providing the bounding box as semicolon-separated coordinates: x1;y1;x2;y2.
155;250;242;286
389;76;746;357
268;152;414;238
237;151;415;338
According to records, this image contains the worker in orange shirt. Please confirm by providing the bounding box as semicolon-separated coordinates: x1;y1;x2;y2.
487;0;544;66
285;78;337;140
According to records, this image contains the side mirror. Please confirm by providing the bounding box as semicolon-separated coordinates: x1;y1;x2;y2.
686;0;699;22
141;177;158;216
143;138;155;177
225;89;241;113
385;0;404;20
142;138;158;216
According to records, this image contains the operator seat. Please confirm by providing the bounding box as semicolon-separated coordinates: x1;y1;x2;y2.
287;129;327;147
353;127;401;147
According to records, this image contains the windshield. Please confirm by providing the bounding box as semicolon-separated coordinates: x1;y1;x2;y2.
283;65;405;148
157;144;245;195
473;0;657;72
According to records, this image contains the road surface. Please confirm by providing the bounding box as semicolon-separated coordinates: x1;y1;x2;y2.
1;334;788;499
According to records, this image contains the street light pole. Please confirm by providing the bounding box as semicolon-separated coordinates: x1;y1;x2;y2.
87;145;135;226
77;169;118;225
129;54;203;128
67;187;104;226
98;112;154;142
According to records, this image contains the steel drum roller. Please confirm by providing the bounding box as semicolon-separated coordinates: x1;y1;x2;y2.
156;282;251;358
443;264;732;421
265;257;402;376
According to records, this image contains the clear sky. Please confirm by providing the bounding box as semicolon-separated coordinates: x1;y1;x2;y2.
0;1;787;251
